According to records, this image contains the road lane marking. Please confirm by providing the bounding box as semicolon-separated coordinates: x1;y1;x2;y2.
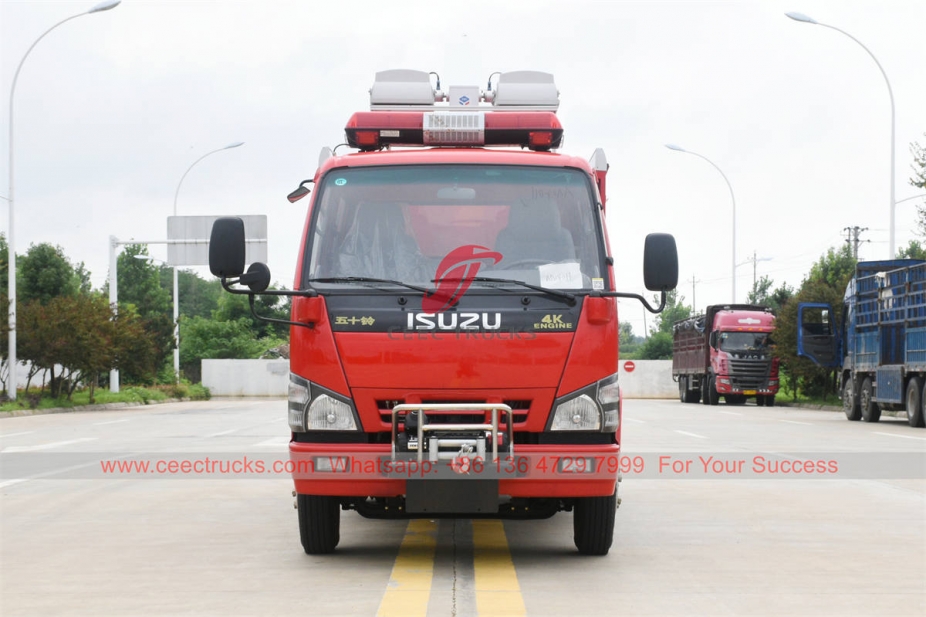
874;432;926;441
0;431;35;438
674;430;707;439
780;420;813;426
473;520;526;617
623;418;645;424
205;428;240;438
94;419;131;426
377;519;438;617
1;437;98;453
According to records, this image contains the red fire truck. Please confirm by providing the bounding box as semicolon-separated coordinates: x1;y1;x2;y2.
209;70;678;555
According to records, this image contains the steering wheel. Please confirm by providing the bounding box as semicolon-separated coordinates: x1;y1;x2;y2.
499;258;550;270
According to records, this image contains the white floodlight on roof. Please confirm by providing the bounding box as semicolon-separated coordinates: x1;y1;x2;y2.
492;71;559;109
370;69;437;108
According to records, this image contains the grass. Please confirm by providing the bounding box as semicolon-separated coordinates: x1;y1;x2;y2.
0;382;211;413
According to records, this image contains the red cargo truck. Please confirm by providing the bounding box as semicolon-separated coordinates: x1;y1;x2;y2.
208;70;678;555
673;304;779;406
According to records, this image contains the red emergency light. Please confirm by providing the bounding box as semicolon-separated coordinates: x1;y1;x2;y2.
344;111;564;152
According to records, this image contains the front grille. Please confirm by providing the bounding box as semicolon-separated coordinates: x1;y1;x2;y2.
377;399;529;425
729;358;772;389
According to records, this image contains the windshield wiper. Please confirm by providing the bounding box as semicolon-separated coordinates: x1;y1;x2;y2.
308;277;430;294
436;277;576;305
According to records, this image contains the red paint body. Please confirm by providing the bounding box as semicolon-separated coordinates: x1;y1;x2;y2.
289;146;621;502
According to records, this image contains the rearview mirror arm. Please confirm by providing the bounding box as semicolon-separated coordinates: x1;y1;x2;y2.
591;290;667;314
220;277;319;329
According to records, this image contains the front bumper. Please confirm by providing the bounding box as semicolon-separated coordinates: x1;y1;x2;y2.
290;442;620;498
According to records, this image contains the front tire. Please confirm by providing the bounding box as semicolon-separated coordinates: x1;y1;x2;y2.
573;492;616;556
860;377;881;423
906;377;924;427
843;376;861;421
297;494;340;554
707;375;720;406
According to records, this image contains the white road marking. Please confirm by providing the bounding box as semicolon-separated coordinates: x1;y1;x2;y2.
781;420;813;426
205;428;240;438
0;479;28;489
874;431;926;441
623;418;645;424
1;437;98;453
94;419;131;426
0;431;35;439
675;430;707;439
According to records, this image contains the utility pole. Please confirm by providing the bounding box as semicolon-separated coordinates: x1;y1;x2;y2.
844;226;869;259
737;251;772;299
686;276;701;314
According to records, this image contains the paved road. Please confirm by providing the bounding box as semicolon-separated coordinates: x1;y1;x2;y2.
1;398;924;616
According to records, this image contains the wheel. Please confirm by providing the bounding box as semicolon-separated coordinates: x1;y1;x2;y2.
686;387;701;404
905;377;924;427
678;377;686;403
764;395;775;408
573;491;616;555
297;494;340;554
860;377;881;423
707;375;720;406
756;395;765;407
701;376;710;405
843;376;861;421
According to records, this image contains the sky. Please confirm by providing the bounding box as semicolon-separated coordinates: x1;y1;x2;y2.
1;0;925;338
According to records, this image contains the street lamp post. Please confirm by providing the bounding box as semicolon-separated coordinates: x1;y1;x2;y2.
665;144;737;303
6;0;121;401
786;11;897;258
170;142;244;382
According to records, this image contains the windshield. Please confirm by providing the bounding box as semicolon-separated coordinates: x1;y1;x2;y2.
304;165;605;291
718;332;770;352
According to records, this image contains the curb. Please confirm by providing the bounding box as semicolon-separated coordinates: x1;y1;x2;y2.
0;398;184;419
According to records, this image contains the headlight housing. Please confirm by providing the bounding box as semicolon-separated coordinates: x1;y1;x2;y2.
288;373;360;432
548;373;621;432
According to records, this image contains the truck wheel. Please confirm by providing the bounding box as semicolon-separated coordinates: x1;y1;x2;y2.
297;494;340;554
573;491;616;555
843;377;861;421
764;395;775;408
701;376;710;406
906;377;924;427
678;377;687;403
860;377;881;423
756;395;765;407
686;388;701;404
707;375;720;406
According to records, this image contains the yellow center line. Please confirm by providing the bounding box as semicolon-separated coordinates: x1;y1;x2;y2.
473;520;527;617
377;519;438;617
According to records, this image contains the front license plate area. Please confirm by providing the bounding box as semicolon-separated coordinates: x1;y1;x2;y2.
406;480;498;514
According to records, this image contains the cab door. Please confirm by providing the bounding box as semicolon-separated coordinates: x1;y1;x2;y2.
797;303;840;367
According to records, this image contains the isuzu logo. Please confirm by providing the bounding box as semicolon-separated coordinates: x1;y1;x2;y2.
407;312;502;331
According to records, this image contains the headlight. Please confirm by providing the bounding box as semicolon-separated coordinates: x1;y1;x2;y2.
288;373;360;432
549;373;621;432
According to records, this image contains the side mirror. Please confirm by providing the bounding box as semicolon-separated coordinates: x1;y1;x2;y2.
209;217;246;277
287;179;313;203
240;262;272;293
642;233;679;291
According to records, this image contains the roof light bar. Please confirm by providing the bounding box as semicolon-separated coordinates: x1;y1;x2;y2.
344;111;564;151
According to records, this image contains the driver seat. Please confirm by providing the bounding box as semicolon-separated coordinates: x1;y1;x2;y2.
494;198;576;266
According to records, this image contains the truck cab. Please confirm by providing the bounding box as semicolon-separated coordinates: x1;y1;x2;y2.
209;70;678;555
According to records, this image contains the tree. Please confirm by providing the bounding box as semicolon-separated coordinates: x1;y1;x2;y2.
636;331;673;360
213;287;292;339
618;320;642;357
773;244;855;401
114;245;174;383
910;134;926;236
653;289;690;335
180;316;284;382
19;243;79;305
897;240;926;260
